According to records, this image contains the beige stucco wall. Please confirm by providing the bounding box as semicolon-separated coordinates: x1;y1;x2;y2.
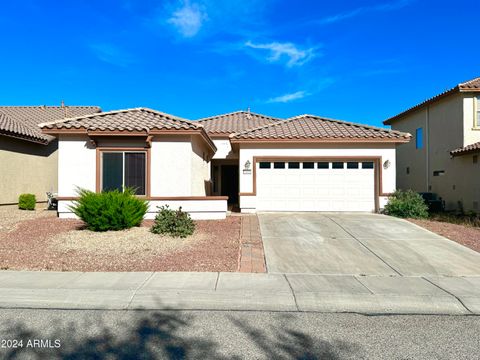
389;92;480;212
0;136;58;204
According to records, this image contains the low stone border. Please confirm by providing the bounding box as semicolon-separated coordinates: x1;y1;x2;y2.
238;215;266;273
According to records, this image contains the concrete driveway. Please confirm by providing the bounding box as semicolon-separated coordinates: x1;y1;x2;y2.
258;213;480;276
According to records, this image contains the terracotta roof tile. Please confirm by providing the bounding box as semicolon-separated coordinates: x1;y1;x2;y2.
0;106;101;144
451;142;480;156
41;107;202;132
384;77;480;125
197;111;281;134
231;114;411;142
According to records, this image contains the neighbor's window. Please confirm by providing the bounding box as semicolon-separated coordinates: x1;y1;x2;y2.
102;152;146;195
416;128;423;149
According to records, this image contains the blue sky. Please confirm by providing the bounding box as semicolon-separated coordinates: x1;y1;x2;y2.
0;0;478;126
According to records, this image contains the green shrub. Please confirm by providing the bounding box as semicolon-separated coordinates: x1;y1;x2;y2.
151;205;195;238
384;189;429;219
18;194;36;210
70;188;147;231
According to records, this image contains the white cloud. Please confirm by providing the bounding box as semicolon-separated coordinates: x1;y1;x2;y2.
245;41;316;67
167;1;207;37
267;91;309;103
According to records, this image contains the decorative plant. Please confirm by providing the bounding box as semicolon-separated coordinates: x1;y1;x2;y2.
18;194;36;210
70;188;147;231
384;189;429;219
151;205;195;238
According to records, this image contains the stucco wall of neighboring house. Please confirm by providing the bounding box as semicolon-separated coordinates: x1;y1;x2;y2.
390;108;428;192
389;93;480;212
238;143;396;212
190;135;211;196
0;136;58;204
58;135;96;196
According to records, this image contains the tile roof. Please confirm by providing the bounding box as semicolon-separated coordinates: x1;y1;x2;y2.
450;142;480;156
230;114;411;142
0;106;101;144
197;111;281;135
384;77;480;125
41;107;202;132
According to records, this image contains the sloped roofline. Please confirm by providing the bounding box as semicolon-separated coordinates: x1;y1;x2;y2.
230;114;410;141
197;110;282;123
383;77;480;125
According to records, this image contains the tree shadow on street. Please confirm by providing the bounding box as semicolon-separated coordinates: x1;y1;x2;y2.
1;310;359;359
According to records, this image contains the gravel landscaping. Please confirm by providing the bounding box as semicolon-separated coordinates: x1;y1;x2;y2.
409;218;480;253
0;206;241;272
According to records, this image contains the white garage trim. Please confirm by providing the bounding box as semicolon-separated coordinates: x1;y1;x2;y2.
240;156;389;212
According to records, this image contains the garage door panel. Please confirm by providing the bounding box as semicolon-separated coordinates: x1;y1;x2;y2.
256;160;375;212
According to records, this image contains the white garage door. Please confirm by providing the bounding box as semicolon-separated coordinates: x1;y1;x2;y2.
256;160;376;212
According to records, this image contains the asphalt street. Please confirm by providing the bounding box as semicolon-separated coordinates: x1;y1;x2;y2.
0;309;478;359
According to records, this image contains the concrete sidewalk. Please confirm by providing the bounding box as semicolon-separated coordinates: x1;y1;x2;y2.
0;271;479;315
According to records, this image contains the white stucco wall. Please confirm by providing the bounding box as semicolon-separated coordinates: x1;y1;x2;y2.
463;95;480;146
191;135;211;196
238;143;397;212
58;135;96;196
211;138;237;159
150;136;192;196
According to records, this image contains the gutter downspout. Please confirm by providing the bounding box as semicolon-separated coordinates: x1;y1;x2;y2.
426;105;430;191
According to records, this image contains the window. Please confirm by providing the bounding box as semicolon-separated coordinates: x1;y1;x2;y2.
259;162;271;169
347;162;359;169
332;162;344;169
473;155;478;164
273;162;285;169
303;162;314;169
416;128;423;149
288;162;300;169
433;170;445;176
476;96;480;126
362;162;374;169
406;166;410;175
317;162;329;169
102;152;146;195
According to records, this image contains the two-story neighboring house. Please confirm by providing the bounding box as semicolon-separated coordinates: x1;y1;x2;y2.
384;77;480;212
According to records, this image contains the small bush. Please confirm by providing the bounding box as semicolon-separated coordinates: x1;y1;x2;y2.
384;189;429;219
18;194;36;210
71;188;147;231
151;205;195;238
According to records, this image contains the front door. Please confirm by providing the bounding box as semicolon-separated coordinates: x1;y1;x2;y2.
221;165;239;205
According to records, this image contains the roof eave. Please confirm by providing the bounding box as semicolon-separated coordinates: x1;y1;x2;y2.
230;138;411;144
384;87;480;125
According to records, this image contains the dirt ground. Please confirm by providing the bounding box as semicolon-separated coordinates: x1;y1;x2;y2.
0;206;241;272
409;218;480;253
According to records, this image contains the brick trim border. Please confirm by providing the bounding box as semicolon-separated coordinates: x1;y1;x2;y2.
237;214;266;273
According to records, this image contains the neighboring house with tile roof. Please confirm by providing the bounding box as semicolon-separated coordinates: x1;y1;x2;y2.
0;105;100;205
383;76;480;213
40;107;409;217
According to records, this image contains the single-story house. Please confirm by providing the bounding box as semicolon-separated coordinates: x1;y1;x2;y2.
40;107;410;219
0;105;100;205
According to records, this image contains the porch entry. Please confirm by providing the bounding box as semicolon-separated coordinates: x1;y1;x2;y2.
221;165;239;205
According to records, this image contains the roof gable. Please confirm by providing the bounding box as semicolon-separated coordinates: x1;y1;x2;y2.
0;105;101;144
384;77;480;125
197;111;281;135
231;114;411;142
